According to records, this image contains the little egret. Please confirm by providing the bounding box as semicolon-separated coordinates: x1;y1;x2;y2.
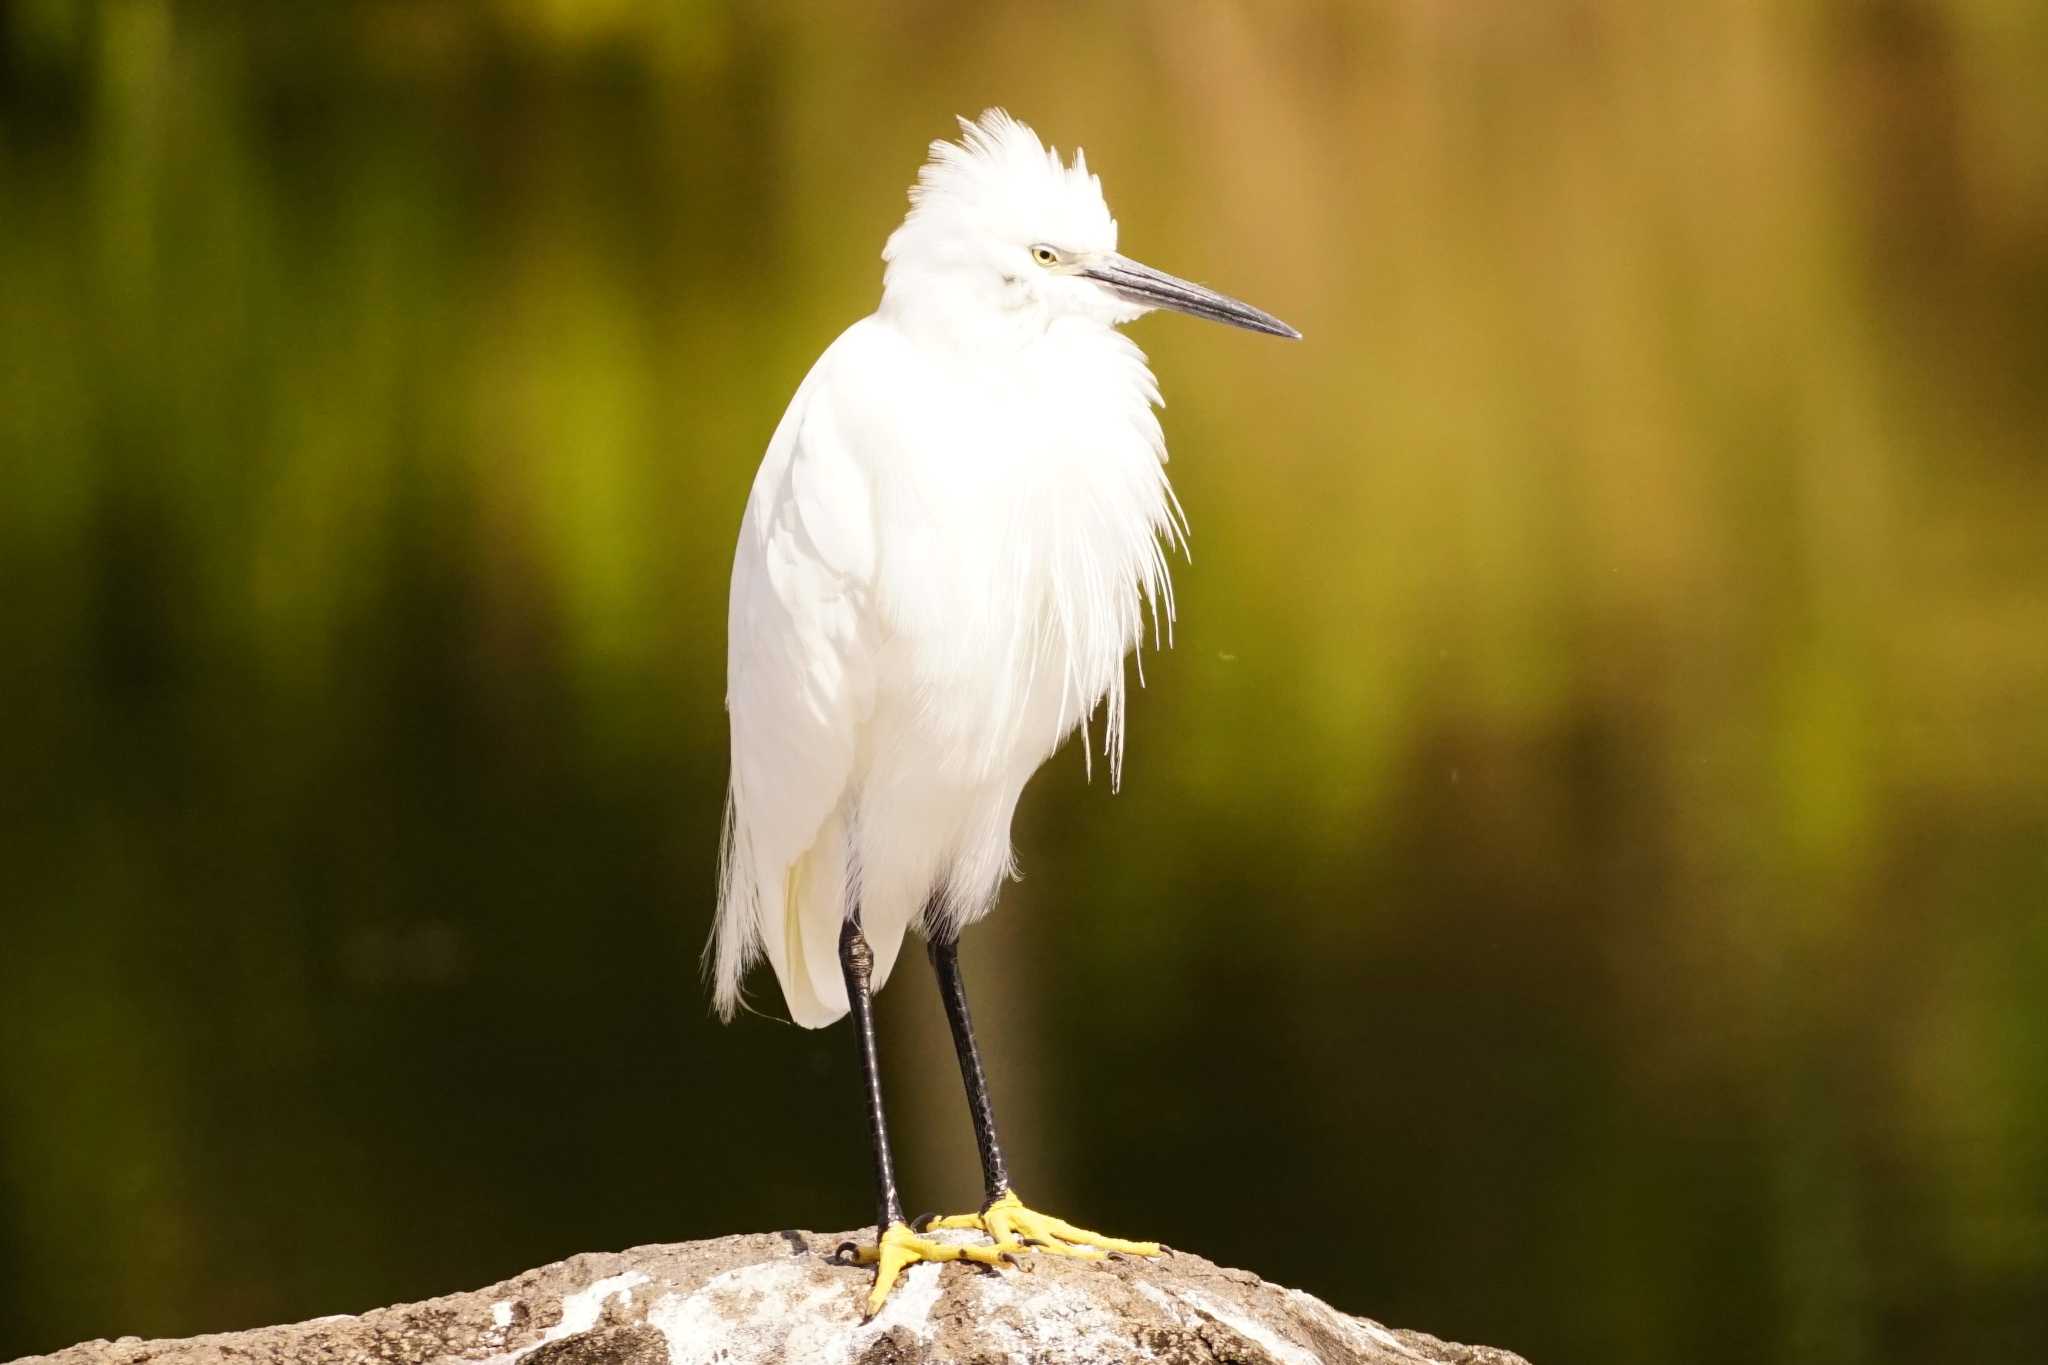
710;110;1298;1316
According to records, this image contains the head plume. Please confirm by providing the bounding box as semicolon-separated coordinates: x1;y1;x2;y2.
883;110;1118;283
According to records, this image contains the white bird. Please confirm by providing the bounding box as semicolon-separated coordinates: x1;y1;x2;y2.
710;110;1297;1315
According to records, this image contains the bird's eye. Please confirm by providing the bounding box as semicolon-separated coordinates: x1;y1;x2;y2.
1030;245;1060;267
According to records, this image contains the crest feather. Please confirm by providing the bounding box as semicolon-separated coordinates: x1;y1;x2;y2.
887;109;1117;266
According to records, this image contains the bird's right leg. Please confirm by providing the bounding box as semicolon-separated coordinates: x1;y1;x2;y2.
918;935;1161;1261
834;910;1016;1317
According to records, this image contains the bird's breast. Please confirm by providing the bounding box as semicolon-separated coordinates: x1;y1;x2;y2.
862;321;1180;784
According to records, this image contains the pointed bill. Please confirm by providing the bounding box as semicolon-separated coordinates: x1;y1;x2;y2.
1081;253;1300;339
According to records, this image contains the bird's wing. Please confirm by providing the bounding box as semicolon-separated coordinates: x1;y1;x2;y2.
712;322;883;1026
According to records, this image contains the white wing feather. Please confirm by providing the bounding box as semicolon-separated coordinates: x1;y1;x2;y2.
712;323;883;1026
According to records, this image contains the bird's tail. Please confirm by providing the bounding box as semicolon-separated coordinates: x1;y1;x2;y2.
711;793;907;1028
708;793;759;1021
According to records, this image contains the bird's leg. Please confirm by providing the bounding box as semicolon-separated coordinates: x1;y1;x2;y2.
835;911;1016;1317
843;909;907;1231
930;932;1011;1204
919;935;1162;1261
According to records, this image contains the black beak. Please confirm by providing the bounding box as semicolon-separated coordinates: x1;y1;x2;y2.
1080;253;1300;340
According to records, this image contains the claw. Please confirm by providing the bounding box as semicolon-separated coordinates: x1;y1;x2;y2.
852;1221;1026;1316
831;1240;860;1264
913;1190;1163;1268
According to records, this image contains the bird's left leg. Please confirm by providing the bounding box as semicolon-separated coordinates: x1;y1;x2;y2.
834;910;1017;1317
918;934;1162;1261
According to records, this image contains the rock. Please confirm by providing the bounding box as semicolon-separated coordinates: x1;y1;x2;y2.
16;1229;1531;1365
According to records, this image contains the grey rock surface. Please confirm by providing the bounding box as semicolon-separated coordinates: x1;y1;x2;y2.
16;1228;1530;1365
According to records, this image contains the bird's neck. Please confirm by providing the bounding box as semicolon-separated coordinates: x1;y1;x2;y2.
877;267;1057;355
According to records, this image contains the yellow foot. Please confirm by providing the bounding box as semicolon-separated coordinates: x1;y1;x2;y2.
835;1220;1021;1318
923;1189;1162;1261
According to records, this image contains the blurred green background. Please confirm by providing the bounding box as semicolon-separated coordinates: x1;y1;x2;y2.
3;2;2045;1362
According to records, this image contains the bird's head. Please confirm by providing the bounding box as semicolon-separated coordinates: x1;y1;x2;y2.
881;110;1299;344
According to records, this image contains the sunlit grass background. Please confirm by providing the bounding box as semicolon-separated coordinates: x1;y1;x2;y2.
3;3;2045;1363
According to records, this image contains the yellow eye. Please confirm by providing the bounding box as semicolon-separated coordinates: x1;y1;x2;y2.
1031;245;1059;266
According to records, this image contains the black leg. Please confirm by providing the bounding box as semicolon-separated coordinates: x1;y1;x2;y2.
841;910;907;1233
929;935;1012;1206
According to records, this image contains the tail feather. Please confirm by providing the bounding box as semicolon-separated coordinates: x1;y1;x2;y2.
786;813;851;1026
708;795;758;1022
713;792;909;1029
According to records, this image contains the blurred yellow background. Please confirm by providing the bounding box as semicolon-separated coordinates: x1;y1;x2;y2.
2;3;2044;1362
